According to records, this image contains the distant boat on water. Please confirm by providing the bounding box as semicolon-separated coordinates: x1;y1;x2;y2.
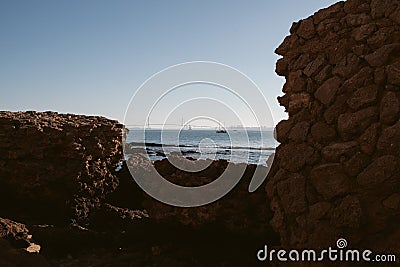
216;124;227;133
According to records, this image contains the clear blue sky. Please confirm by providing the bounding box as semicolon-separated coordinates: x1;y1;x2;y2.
0;0;338;126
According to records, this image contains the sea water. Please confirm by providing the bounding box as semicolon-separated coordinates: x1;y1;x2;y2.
125;129;278;166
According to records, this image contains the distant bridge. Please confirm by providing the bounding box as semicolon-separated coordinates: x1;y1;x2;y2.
124;123;216;130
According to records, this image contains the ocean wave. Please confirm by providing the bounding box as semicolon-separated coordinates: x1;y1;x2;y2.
128;142;275;151
129;142;191;148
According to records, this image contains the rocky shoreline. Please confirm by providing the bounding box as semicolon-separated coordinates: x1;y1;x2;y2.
1;0;400;266
0;111;277;266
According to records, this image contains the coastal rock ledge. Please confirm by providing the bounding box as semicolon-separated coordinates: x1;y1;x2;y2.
268;0;400;254
0;111;276;265
0;111;124;225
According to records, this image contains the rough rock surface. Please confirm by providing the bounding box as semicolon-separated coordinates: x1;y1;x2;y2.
0;111;124;225
0;111;276;265
0;217;49;266
268;0;400;254
142;157;277;239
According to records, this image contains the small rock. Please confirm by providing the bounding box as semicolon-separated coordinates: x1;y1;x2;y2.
347;85;378;110
377;120;400;156
345;13;372;26
380;91;399;125
288;93;311;114
324;95;348;124
304;55;326;77
310;163;350;200
310;121;336;143
365;44;400;67
344;0;370;14
331;195;362;228
285;70;306;93
338;107;378;140
275;57;288;76
278;143;315;172
358;123;380;155
315;76;342;105
313;2;344;24
357;155;398;186
343;67;373;92
275;119;292;143
308;202;331;221
382;194;400;210
277;174;307;214
386;60;400;85
344;152;371;177
352;23;377;42
321;141;359;162
371;0;396;18
26;243;41;253
332;53;361;79
289;122;310;143
297;17;315;40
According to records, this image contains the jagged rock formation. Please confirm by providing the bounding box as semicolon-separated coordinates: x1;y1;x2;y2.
142;157;276;239
0;111;275;265
0;111;124;225
268;0;400;253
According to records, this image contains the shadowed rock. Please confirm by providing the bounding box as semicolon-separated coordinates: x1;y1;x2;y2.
0;111;124;225
268;0;400;255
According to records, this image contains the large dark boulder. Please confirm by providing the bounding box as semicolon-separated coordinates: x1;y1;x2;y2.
0;111;124;225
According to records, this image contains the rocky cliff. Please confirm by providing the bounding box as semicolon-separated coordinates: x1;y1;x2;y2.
0;111;275;266
2;0;400;264
268;0;400;253
0;111;124;225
